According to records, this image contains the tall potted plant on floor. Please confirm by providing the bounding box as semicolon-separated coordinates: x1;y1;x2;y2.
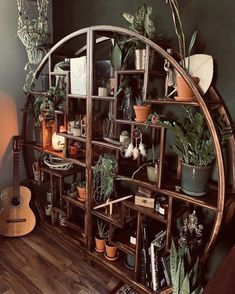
159;107;231;196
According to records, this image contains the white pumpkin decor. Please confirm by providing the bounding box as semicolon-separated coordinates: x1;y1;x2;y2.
52;132;65;151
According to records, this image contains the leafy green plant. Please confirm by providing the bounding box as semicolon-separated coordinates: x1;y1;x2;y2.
159;107;233;166
170;240;202;294
22;94;54;127
93;154;117;203
145;111;160;128
170;211;203;294
17;0;49;92
166;0;197;72
77;179;86;188
45;86;66;110
121;3;156;39
97;220;108;239
110;34;136;71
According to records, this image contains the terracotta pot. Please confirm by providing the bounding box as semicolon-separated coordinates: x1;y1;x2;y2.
105;242;117;258
77;186;86;200
133;105;151;123
95;236;106;252
175;76;199;101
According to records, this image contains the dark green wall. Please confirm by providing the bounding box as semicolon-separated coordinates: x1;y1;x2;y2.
53;0;235;122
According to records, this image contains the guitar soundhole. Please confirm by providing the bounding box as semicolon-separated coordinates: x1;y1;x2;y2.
11;197;21;207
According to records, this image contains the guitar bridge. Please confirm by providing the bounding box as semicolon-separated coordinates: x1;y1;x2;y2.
6;218;26;223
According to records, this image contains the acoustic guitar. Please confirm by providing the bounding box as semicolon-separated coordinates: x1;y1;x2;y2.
0;136;36;237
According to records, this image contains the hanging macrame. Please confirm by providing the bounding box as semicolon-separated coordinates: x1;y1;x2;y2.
16;0;49;91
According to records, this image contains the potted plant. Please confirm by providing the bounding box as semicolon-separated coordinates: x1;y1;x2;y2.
105;241;118;260
170;210;203;294
97;78;108;97
93;154;117;204
95;220;108;253
159;107;231;196
145;111;160;128
77;179;86;201
115;77;133;120
44;86;66;111
146;145;159;183
22;94;54;145
17;0;49;92
121;3;156;70
166;0;198;101
110;34;136;71
133;95;151;123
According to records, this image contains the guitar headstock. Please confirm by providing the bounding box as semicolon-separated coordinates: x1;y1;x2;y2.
12;136;23;153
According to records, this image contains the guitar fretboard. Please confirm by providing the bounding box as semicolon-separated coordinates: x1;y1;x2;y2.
13;152;20;197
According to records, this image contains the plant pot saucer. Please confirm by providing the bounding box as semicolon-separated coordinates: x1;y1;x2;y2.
174;96;195;102
104;251;119;261
77;196;86;202
95;247;105;253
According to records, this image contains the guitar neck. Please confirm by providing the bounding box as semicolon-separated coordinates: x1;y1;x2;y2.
13;152;20;197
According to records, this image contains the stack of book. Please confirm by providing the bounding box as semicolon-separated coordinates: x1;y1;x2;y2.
150;231;172;291
135;187;154;209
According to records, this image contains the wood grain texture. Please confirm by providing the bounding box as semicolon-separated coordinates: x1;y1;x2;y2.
0;225;120;294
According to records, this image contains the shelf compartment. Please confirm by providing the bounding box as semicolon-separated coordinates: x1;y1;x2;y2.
111;230;136;256
45;147;85;167
88;250;165;294
92;139;121;150
161;188;218;211
123;201;167;224
61;194;85;210
117;174;218;211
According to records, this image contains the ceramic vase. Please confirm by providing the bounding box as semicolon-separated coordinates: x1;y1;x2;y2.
181;162;212;196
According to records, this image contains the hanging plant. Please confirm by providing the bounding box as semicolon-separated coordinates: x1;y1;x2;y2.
16;0;49;92
93;154;117;203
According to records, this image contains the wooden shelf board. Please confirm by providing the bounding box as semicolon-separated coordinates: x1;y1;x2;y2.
92;95;116;101
62;194;85;209
111;240;136;256
27;90;46;96
116;69;145;75
56;132;86;143
92;210;124;228
92;139;121;150
49;71;68;76
40;166;81;177
67;93;87;99
146;98;199;106
115;119;162;128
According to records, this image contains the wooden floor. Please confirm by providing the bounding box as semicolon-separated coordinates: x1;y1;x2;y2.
0;225;121;294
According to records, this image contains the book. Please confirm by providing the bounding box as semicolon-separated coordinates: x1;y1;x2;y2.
160;254;171;286
150;230;166;291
